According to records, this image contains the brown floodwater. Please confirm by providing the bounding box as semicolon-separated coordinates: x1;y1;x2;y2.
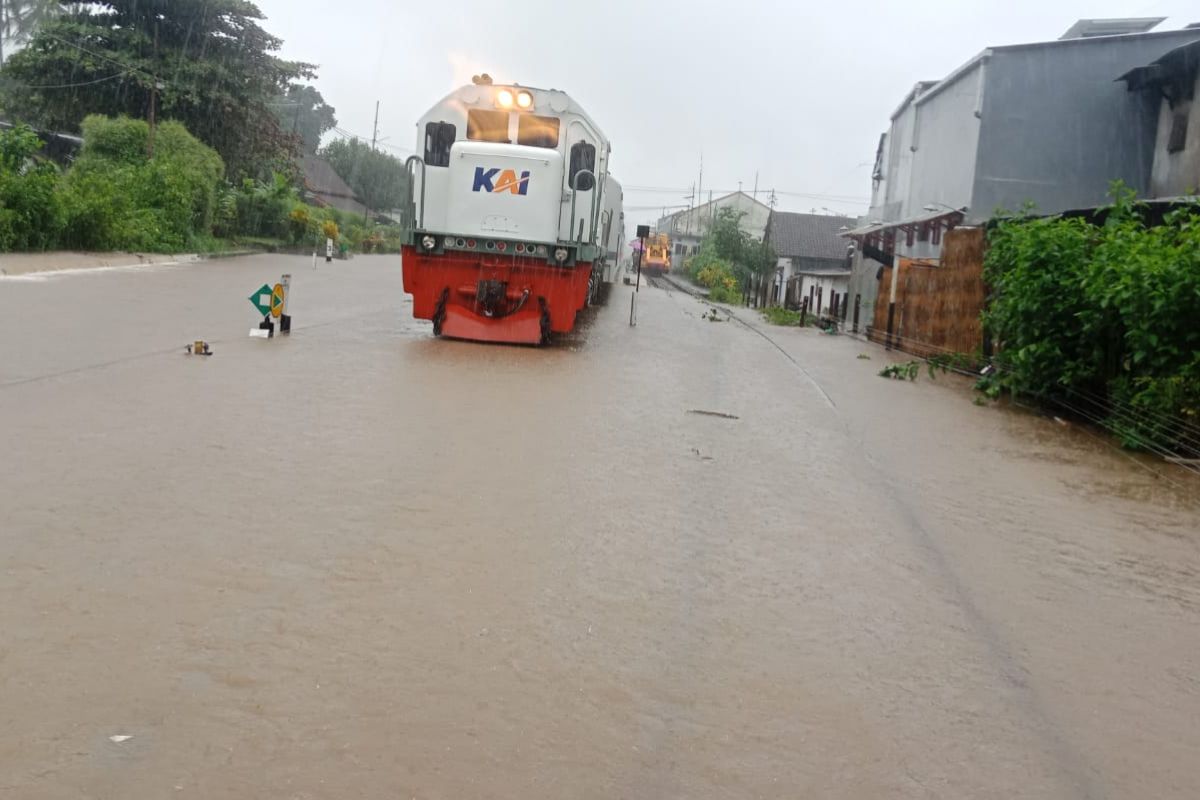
2;255;1198;798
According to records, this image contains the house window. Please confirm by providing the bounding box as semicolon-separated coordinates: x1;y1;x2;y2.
517;114;560;148
467;109;510;143
423;121;455;167
569;141;596;190
1167;111;1188;154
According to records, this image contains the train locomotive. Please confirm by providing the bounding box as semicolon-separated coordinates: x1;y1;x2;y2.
642;232;671;274
401;78;624;345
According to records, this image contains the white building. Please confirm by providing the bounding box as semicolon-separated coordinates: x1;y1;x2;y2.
655;191;771;261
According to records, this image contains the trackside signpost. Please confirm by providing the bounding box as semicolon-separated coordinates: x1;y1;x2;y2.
630;223;649;327
248;274;292;338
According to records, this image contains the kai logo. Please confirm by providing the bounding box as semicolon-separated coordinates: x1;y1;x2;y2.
472;167;531;195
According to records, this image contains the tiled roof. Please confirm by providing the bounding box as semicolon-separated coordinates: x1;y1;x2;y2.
766;211;858;260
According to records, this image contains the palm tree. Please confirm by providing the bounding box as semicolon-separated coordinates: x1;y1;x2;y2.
1;1;65;65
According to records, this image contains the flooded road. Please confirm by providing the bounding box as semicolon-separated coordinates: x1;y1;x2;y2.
2;255;1198;798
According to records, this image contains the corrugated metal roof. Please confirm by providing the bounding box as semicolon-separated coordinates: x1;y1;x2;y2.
1060;18;1164;40
765;211;857;259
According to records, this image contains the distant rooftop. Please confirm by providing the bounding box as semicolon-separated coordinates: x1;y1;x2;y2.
1059;18;1165;40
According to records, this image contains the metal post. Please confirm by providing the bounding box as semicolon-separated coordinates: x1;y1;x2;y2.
635;237;643;292
279;273;292;334
885;254;900;349
853;294;861;333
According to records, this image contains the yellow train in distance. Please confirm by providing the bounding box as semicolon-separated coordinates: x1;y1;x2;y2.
643;233;670;274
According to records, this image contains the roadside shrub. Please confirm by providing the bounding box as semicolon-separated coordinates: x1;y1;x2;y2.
984;185;1200;453
0;124;65;251
60;116;225;252
762;306;805;326
234;171;297;239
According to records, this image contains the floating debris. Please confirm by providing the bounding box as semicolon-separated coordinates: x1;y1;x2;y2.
687;409;739;420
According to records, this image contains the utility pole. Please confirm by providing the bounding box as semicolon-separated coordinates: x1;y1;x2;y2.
752;171;758;203
364;100;380;227
147;15;159;158
371;101;380;151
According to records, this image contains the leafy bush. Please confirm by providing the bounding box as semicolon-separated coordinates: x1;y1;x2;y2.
234;172;298;239
984;185;1200;452
762;306;805;326
59;116;225;252
0;124;64;251
879;361;921;381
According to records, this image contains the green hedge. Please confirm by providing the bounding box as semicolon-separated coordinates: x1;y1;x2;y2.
984;186;1200;452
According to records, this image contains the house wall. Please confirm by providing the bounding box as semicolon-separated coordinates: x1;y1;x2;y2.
907;64;983;221
657;193;770;242
845;252;882;333
882;101;919;222
798;273;851;317
1150;69;1200;197
970;35;1191;217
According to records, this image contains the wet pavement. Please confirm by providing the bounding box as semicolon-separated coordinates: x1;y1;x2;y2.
2;254;1198;799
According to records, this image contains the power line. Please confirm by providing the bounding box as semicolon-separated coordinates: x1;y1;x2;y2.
0;70;132;90
623;184;868;204
42;32;155;81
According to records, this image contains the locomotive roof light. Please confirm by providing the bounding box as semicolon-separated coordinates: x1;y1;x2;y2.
496;89;514;108
516;90;533;109
554;247;569;263
421;235;437;251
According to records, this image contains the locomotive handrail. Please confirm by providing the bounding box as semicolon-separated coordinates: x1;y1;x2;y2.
568;169;597;245
405;155;427;230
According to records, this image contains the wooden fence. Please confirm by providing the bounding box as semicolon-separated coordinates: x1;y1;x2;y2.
869;227;986;358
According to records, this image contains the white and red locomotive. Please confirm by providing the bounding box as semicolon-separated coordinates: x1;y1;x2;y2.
402;78;624;344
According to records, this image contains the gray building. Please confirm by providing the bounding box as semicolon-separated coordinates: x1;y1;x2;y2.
1120;36;1200;197
656;191;771;261
764;211;857;309
844;18;1200;335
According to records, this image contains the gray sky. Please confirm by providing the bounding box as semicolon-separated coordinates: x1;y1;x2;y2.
257;0;1198;229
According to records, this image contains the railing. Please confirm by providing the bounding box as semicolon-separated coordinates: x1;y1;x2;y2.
404;155;426;230
568;169;597;245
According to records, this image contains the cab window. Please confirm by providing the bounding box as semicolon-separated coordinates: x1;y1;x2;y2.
467;110;510;143
423;121;455;167
569;141;596;191
517;115;560;148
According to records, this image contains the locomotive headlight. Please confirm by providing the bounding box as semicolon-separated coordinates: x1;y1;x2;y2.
554;247;569;263
421;235;436;251
496;89;514;108
516;90;533;109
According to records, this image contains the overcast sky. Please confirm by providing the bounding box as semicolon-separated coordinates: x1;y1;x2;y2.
257;0;1198;229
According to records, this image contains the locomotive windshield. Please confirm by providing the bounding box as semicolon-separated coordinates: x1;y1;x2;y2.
467;109;510;143
517;114;560;148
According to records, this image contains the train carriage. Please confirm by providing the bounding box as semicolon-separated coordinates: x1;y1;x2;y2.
402;79;624;345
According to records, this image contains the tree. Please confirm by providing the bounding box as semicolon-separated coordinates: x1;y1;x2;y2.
686;207;777;305
0;0;315;177
274;83;336;155
0;0;65;65
321;136;409;214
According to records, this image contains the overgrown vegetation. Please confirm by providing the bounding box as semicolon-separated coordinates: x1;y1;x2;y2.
322;137;409;215
57;115;223;251
984;186;1200;453
761;306;805;327
0;118;407;254
879;361;921;381
1;0;314;178
683;207;776;305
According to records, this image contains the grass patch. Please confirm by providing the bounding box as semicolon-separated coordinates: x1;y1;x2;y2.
761;307;805;327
